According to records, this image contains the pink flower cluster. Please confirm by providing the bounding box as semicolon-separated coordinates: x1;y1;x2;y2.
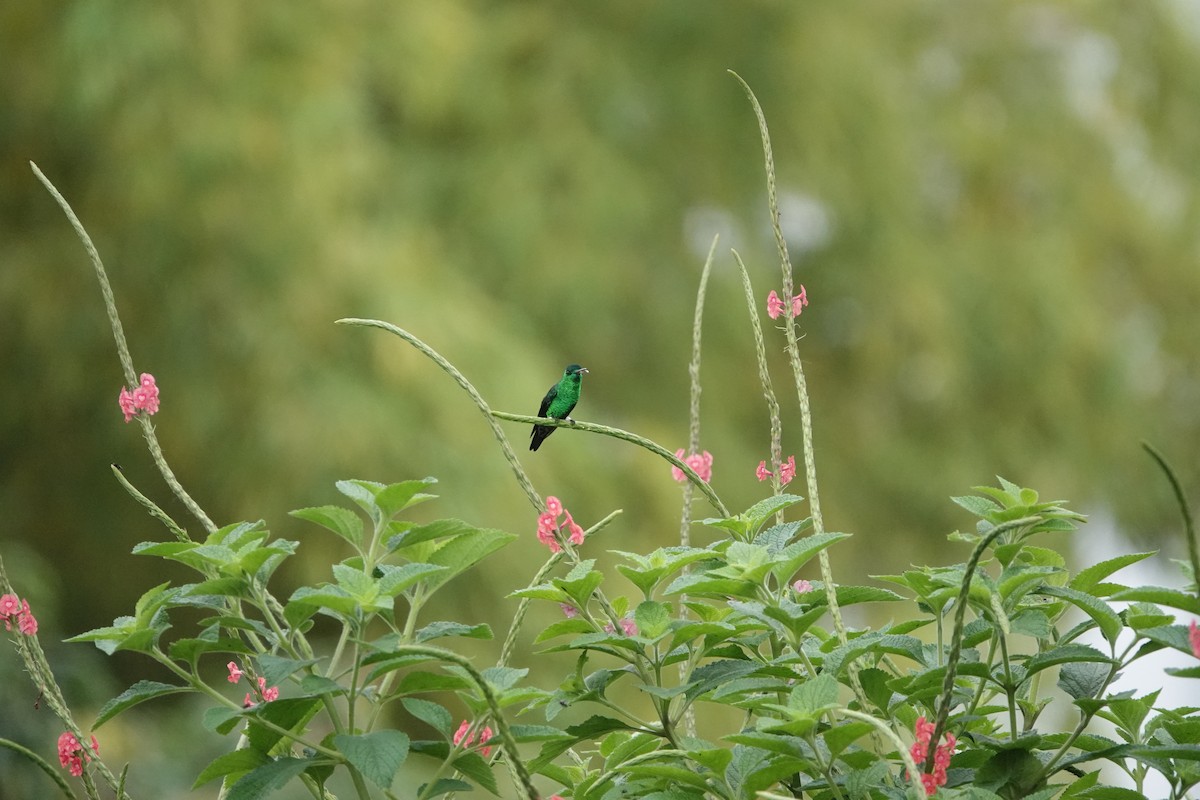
1191;620;1200;659
536;496;585;554
756;455;797;486
57;731;99;778
0;593;38;635
118;373;160;422
453;719;494;757
672;449;713;483
227;661;279;706
604;616;638;637
792;579;813;594
910;716;955;795
766;287;808;320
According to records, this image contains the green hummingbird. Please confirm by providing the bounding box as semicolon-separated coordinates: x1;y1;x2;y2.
530;364;589;451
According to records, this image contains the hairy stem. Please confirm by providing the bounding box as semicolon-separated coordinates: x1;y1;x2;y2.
31;162;216;535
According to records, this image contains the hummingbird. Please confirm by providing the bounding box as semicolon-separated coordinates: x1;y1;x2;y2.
530;364;588;451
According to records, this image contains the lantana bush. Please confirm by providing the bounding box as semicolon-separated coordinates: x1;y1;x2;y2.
3;74;1199;800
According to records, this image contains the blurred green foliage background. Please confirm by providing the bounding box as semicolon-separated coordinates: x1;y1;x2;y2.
2;2;1199;796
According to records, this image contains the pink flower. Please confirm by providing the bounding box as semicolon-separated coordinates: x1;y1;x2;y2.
18;600;37;635
560;604;579;618
1190;620;1200;659
118;388;137;422
57;732;97;777
227;662;243;683
909;716;953;795
605;616;638;636
0;593;19;617
478;726;493;758
792;579;813;594
545;496;563;518
118;373;160;421
673;449;713;483
564;511;585;545
791;285;809;316
778;455;797;486
756;461;772;482
256;676;279;702
243;693;254;708
767;290;786;320
453;719;471;747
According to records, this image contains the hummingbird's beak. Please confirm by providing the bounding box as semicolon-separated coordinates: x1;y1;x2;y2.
580;367;590;374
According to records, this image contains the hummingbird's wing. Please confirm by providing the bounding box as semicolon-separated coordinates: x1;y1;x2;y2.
537;384;558;418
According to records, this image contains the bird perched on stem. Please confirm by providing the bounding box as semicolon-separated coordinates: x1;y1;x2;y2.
530;364;588;451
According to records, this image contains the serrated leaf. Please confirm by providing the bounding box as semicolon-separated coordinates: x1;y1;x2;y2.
289;505;364;549
258;654;319;688
1041;584;1122;643
1024;643;1115;678
1071;552;1157;594
634;600;671;639
376;563;447;595
450;752;498;795
94;681;191;729
192;748;270;788
952;494;1003;518
403;697;453;736
415;620;493;643
226;757;311;800
1108;586;1200;615
334;730;409;789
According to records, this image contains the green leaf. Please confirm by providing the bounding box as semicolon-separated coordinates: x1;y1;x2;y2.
286;585;359;617
535;618;595;642
374;477;438;518
420;524;517;591
451;752;499;795
565;715;634;739
415;620;493;643
1108;586;1200;615
289;505;364;549
376;563;447;595
202;705;244;735
685;659;759;699
336;479;386;523
952;494;1003;519
1059;661;1110;701
634;600;671;639
790;674;839;715
192;748;270;788
403;697;453;736
769;531;851;583
419;778;473;798
742;493;806;532
1071;552;1157;594
258;654;319;688
226;757;312;800
821;720;875;757
245;698;323;755
1039;584;1122;644
334;730;409;789
1024;644;1115;678
94;681;191;729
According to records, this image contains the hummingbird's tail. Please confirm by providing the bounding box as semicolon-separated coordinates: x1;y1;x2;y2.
530;424;554;451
